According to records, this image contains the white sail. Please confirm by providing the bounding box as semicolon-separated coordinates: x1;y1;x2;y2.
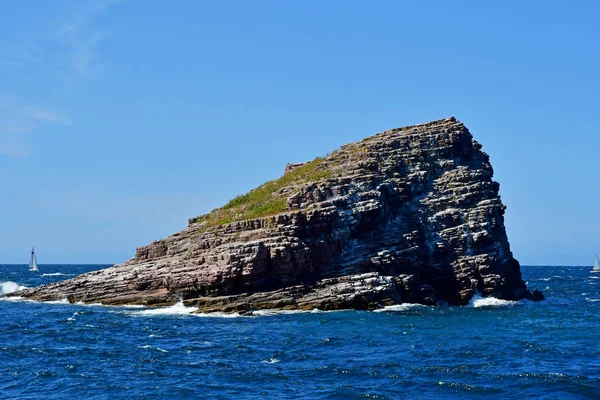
594;254;600;272
29;247;39;272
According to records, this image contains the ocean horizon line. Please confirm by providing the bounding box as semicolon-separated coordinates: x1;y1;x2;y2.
0;263;595;268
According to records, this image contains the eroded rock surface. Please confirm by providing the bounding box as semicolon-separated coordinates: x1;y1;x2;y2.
11;117;539;311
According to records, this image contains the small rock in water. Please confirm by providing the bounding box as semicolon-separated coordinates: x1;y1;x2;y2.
527;290;545;302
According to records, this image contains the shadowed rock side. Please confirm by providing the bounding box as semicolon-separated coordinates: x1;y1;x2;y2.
11;117;542;312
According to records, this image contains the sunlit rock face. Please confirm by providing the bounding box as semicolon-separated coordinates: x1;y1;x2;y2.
14;117;538;311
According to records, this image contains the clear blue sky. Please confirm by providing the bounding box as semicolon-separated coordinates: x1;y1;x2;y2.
1;0;598;265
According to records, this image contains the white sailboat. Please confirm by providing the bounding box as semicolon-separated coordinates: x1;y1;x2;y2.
593;254;600;273
29;247;39;272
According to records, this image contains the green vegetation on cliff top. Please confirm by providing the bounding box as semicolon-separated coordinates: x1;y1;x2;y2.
191;157;333;230
188;121;442;232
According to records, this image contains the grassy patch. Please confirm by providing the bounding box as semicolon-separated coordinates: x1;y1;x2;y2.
346;142;367;155
192;157;332;230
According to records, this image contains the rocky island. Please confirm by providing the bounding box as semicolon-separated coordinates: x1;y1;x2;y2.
10;117;543;312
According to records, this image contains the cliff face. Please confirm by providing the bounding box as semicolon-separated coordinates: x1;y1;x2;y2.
14;117;540;311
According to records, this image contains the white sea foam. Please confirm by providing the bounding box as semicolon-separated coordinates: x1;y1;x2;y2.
75;301;104;307
537;275;575;282
120;301;242;318
41;273;67;277
124;301;241;318
195;312;241;318
46;298;70;305
252;309;311;316
0;281;28;295
137;344;168;353
67;312;80;321
585;298;600;302
1;290;137;308
0;296;32;302
127;301;195;316
470;295;517;308
261;357;280;364
251;308;344;316
373;303;430;313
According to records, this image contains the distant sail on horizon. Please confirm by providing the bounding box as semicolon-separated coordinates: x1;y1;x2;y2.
29;247;39;272
593;254;600;273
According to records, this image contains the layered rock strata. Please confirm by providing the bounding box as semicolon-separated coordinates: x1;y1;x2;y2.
11;117;541;312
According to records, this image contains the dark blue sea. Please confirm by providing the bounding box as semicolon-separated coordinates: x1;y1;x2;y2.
0;265;599;399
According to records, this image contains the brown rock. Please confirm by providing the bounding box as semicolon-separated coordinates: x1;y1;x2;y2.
9;117;539;310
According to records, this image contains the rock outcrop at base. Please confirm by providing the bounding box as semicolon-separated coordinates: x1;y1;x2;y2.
11;117;540;311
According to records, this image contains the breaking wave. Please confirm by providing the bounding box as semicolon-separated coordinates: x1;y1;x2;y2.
124;301;241;318
41;273;67;277
195;312;241;318
75;301;104;307
373;303;431;313
0;281;27;295
46;298;70;305
126;301;195;316
470;295;517;308
251;309;307;316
